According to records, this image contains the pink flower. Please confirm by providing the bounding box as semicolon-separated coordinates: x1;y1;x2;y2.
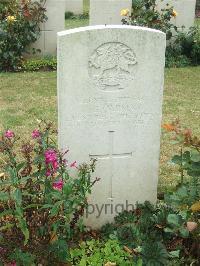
52;160;59;170
45;149;57;164
8;262;17;266
63;159;68;165
53;179;64;191
4;130;14;139
44;149;59;176
32;129;41;139
70;161;78;168
46;168;51;177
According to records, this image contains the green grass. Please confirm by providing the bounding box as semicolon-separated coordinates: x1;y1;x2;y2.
83;0;90;13
0;67;199;191
65;0;89;29
0;72;57;138
195;18;200;26
65;17;89;29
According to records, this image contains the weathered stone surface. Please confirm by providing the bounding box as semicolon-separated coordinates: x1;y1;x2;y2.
65;0;83;14
156;0;196;31
90;0;132;25
57;25;166;227
32;0;65;56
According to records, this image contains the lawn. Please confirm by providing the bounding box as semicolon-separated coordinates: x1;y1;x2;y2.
65;0;89;29
0;67;199;191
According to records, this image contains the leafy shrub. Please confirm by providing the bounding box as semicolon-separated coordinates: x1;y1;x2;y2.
142;241;169;266
65;11;89;20
165;51;191;68
121;0;177;40
0;0;47;71
162;120;200;182
0;122;98;264
65;11;74;19
69;239;138;266
9;249;35;266
163;121;200;227
78;12;89;19
22;56;57;71
166;26;200;67
100;126;200;266
121;1;200;67
100;200;199;265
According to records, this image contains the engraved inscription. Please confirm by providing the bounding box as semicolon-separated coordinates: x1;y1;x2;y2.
64;97;157;127
88;42;137;90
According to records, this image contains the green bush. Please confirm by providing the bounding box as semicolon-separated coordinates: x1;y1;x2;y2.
165;52;191;68
100;201;199;265
69;239;139;266
22;57;57;71
65;11;89;20
122;0;177;40
166;26;200;67
65;11;74;19
99;122;200;265
0;122;98;264
9;249;36;266
0;0;47;71
121;0;200;67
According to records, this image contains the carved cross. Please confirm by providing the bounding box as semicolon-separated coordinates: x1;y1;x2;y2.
89;131;133;199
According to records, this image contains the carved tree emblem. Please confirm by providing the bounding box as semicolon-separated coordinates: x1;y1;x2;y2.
88;42;137;90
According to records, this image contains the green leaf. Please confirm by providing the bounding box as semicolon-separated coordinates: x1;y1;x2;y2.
169;250;180;258
0;191;9;201
182;151;191;161
63;183;73;197
164;227;174;233
167;214;180;226
0;209;13;219
191;150;200;162
12;188;22;206
177;186;188;198
49;239;68;262
171;155;182;165
16;162;26;172
179;227;189;238
0;223;14;231
18;217;29;245
50;201;62;217
24;203;42;210
15;206;23;217
41;204;53;209
187;169;200;177
50;190;62;200
136;258;143;266
0;180;13;185
19;176;32;184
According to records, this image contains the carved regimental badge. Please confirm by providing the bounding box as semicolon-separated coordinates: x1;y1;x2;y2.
88;42;137;90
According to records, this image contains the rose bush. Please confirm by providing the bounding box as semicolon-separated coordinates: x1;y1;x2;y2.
0;0;47;71
121;0;177;40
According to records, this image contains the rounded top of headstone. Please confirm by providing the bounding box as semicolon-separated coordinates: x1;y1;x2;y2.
57;25;166;37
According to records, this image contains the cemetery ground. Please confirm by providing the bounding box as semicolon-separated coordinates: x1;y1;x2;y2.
0;66;199;264
0;66;199;192
0;2;200;264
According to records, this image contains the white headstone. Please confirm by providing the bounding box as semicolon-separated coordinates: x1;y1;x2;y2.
32;0;65;55
57;25;166;228
156;0;196;31
90;0;132;25
65;0;83;14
